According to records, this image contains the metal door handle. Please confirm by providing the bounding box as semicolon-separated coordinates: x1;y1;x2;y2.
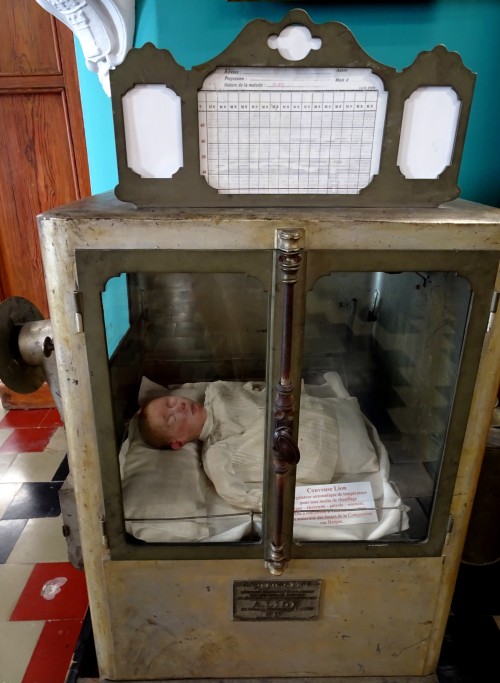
273;428;300;467
266;230;304;576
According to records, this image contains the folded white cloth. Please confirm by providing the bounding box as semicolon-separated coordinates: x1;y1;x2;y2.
201;377;379;512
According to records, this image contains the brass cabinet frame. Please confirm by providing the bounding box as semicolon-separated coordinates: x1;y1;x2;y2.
75;243;498;563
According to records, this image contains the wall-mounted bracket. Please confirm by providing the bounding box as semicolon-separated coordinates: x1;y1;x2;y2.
36;0;135;96
0;297;63;418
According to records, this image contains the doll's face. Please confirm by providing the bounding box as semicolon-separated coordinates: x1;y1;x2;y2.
144;395;206;449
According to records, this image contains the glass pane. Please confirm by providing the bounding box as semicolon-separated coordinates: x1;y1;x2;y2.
102;273;129;357
102;271;270;545
296;271;471;543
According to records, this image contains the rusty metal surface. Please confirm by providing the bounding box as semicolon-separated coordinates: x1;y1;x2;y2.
59;474;83;570
38;195;500;254
102;557;444;679
82;677;439;682
36;194;500;680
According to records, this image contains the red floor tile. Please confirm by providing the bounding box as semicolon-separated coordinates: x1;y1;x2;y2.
40;408;64;428
10;562;88;622
0;427;56;453
21;619;83;683
0;409;49;430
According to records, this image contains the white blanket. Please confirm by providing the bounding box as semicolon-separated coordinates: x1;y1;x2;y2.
201;376;380;512
119;374;408;542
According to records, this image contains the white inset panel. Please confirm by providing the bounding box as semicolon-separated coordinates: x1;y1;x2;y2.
122;84;183;178
267;25;322;61
397;86;461;179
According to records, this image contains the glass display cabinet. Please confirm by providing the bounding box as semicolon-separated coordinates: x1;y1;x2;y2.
35;195;500;681
3;9;497;682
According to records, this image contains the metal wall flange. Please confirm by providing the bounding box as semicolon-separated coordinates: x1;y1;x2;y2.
0;297;63;418
0;297;45;394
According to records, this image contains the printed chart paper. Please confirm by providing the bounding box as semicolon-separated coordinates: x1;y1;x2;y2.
198;67;387;194
294;481;378;526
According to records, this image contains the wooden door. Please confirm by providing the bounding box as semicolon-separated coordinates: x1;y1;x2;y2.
0;0;91;407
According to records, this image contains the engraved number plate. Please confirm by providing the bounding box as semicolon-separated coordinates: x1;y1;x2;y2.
233;580;321;621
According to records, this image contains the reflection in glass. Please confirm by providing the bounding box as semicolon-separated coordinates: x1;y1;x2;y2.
104;272;270;545
301;271;471;542
103;269;471;547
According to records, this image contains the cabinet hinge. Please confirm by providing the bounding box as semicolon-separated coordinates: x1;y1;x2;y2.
444;515;455;545
73;291;84;333
488;291;499;332
100;515;109;549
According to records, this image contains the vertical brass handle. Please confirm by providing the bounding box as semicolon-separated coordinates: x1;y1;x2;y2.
267;230;303;576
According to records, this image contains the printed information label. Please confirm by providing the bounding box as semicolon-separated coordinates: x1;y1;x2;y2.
294;481;378;526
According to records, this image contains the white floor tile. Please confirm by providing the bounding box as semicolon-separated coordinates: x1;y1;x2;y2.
0;621;44;683
0;564;34;621
0;452;17;479
6;517;69;564
0;482;22;517
1;451;65;483
0;427;13;449
45;426;67;452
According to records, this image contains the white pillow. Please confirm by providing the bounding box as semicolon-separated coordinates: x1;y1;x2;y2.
120;379;210;542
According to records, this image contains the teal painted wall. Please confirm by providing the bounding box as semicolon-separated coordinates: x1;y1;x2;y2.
77;0;500;204
74;0;500;354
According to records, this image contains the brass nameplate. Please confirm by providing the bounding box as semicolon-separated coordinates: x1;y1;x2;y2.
233;579;321;621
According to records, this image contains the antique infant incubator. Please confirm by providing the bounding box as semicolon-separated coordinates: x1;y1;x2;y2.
2;10;500;682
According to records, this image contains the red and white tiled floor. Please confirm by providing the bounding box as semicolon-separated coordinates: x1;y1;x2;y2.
0;404;88;683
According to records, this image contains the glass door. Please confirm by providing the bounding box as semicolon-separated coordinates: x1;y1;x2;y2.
76;249;274;561
264;240;498;571
76;243;498;569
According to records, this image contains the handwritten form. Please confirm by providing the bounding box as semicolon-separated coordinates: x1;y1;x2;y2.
198;67;387;194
